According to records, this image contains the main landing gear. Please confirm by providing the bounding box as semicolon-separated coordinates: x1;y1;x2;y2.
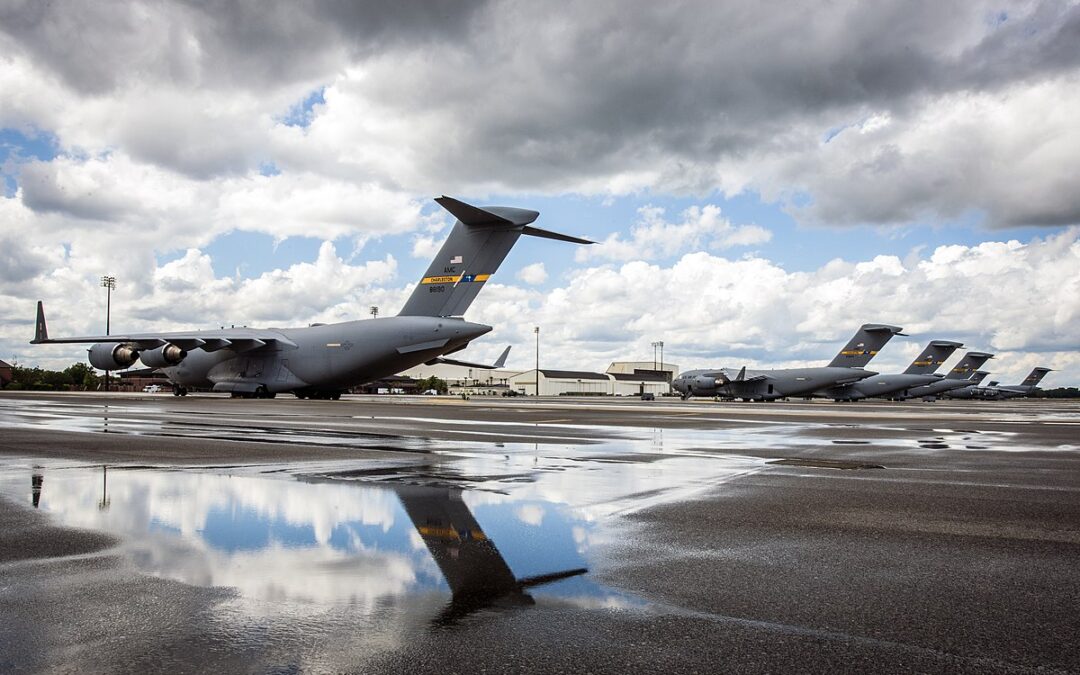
294;390;342;401
230;385;276;399
172;385;188;397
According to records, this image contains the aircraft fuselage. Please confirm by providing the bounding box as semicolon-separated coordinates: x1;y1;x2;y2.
816;373;941;401
674;366;876;401
163;316;490;396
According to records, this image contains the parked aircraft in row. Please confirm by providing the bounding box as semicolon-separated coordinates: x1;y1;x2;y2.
672;323;905;401
31;197;592;399
943;367;1053;400
673;330;1052;402
892;351;996;400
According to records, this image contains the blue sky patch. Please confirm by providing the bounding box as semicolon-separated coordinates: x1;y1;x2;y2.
282;87;327;128
0;127;59;196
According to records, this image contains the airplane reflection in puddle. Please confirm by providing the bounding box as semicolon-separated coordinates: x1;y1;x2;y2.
398;485;588;625
3;463;635;624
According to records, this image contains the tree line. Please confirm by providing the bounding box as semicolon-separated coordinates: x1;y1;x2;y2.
3;363;102;391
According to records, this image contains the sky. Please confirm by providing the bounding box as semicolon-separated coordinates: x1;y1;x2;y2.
1;0;1079;386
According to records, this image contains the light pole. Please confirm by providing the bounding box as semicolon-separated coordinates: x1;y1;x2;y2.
652;339;660;386
370;306;379;319
101;276;115;392
534;326;540;396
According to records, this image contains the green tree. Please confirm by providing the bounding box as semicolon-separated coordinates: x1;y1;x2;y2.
63;363;100;390
416;376;449;394
5;363;101;391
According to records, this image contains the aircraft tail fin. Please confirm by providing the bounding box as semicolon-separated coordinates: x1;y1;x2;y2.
944;351;994;379
969;370;990;385
31;301;49;344
398;196;593;317
1020;367;1052;388
826;323;905;368
903;340;963;375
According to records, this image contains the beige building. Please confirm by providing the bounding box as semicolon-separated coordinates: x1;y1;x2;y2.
401;359;679;396
400;362;519;394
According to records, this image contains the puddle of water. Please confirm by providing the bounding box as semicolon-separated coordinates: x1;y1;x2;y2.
0;462;643;627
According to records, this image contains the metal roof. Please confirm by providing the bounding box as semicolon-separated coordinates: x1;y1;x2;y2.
538;369;610;381
611;372;668;382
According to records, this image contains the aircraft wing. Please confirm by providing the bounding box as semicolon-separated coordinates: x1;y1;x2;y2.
425;345;511;370
833;373;870;386
30;301;296;351
705;367;770;384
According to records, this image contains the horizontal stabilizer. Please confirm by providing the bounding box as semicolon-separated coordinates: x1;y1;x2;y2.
518;567;589;589
435;196;538;227
521;225;595;245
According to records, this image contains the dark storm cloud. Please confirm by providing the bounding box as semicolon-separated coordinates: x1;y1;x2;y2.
400;1;1080;184
0;0;483;93
2;0;1078;226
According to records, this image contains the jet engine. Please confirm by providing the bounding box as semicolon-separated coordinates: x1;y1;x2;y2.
691;374;720;395
88;343;140;370
140;344;187;368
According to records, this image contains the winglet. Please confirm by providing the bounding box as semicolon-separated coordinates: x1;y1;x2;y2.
493;345;511;368
31;301;49;344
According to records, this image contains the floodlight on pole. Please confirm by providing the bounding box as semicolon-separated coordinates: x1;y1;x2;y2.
652;341;660;384
534;326;540;396
101;276;116;392
101;276;116;334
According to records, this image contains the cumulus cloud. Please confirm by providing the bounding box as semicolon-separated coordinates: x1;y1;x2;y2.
578;205;770;262
464;228;1080;385
3;1;1079;226
517;262;548;285
4;227;1078;386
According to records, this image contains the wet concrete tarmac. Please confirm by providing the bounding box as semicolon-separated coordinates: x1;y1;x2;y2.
0;391;1078;673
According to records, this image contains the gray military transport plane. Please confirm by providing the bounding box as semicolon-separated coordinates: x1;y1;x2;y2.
955;367;1053;400
813;340;963;401
31;196;591;399
672;323;904;401
896;351;995;400
940;371;991;399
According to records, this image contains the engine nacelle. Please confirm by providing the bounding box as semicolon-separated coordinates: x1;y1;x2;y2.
88;343;140;370
140;344;187;368
691;374;720;395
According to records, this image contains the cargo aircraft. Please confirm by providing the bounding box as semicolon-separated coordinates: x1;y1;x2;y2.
672;323;904;401
813;340;963;401
31;197;591;399
896;351;995;400
948;367;1052;400
940;371;991;399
